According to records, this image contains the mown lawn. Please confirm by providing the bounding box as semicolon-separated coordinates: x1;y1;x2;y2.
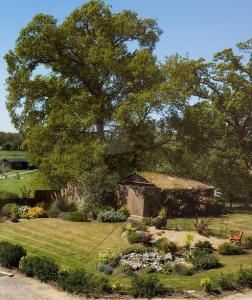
0;216;251;290
0;171;39;197
0;151;26;160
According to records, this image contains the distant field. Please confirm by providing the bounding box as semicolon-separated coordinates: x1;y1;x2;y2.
0;151;26;160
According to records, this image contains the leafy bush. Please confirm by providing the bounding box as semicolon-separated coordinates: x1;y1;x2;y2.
172;263;192;276
27;207;46;219
103;264;113;275
200;277;212;292
63;211;87;222
47;201;61;218
2;203;20;218
216;273;235;290
98;248;120;267
142;217;154;226
183;233;194;249
235;269;252;288
118;264;134;276
97;263;106;273
162;262;173;274
57;268;94;295
0;241;26;268
19;206;30;219
121;246;153;256
19;256;59;282
155;238;177;254
190;249;221;270
159;208;167;217
118;205;129;217
128;232;143;244
130;275;167;298
242;236;252;249
154;217;167;229
95;276;112;294
0;191;19;200
143;266;155;274
218;242;245;255
97;210;127;222
194;240;213;253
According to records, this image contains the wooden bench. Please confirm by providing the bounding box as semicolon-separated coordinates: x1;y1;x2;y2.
229;230;244;243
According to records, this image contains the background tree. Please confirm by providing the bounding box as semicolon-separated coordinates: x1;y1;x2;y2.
5;0;162;184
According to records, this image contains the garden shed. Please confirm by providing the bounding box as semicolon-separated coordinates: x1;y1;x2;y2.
119;172;219;218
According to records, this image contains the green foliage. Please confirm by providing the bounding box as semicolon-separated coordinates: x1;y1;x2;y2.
190;249;221;270
200;277;212;292
215;273;235;290
95;276;112;294
194;240;213;253
118;264;134;276
242;236;252;249
158;208;167;217
121;246;153;256
103;264;113;275
0;191;19;200
183;233;194;249
97;263;106;273
57;268;94;295
218;242;245;255
143;266;155;274
172;263;192;276
47;201;61;218
154;216;167;229
63;211;87;222
142;217;154;226
235;268;252;288
127;232;143;244
0;241;26;268
19;256;59;282
118;205;130;217
97;210;127;222
155;238;177;254
98;248;120;267
130;275;167;298
2;203;20;218
162;262;173;274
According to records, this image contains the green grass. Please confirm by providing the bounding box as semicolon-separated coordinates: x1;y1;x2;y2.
168;212;252;238
0;151;26;160
0;171;40;197
0;216;251;290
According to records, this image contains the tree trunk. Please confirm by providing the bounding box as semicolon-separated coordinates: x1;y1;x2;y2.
96;120;105;143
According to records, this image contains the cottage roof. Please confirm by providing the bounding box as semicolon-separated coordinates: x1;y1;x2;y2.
124;171;214;190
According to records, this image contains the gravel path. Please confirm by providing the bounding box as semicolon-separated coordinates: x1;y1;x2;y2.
149;227;228;248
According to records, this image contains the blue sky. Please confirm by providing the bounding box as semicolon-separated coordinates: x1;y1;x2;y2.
1;0;252;132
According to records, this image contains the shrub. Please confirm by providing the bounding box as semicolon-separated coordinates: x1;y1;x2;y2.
118;205;129;217
190;249;221;270
130;275;167;298
57;268;94;295
27;207;46;219
19;256;59;282
159;208;167;217
142;217;154;226
194;240;213;253
2;203;20;218
103;264;113;275
218;242;245;255
156;238;177;255
162;262;173;274
172;263;192;276
154;217;167;229
128;232;143;244
235;269;252;288
19;206;30;219
200;277;212;292
98;248;120;267
0;191;18;200
242;236;252;249
47;201;61;218
216;273;235;290
143;266;155;274
0;241;26;268
121;246;153;256
183;233;194;249
63;211;87;222
97;210;127;222
118;264;134;276
95;276;112;294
